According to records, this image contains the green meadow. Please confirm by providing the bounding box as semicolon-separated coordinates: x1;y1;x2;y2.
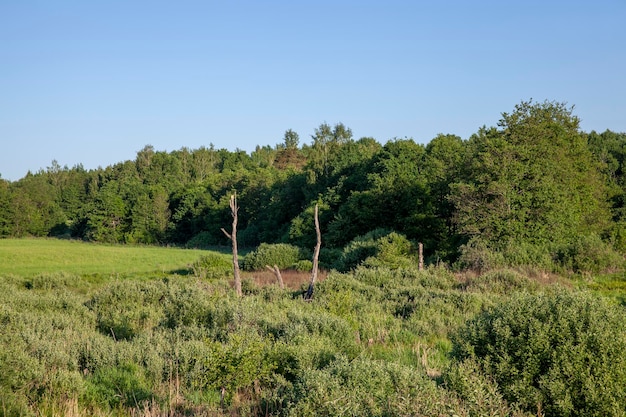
0;238;209;278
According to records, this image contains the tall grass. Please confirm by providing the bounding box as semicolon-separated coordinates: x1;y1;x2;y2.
0;238;623;416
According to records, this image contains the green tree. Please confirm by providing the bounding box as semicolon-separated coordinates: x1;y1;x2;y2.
450;100;610;249
326;139;434;248
283;128;300;149
275;129;306;170
423;134;466;254
0;179;12;236
191;145;219;183
84;180;128;243
7;173;65;237
168;184;219;244
306;122;353;183
128;185;171;244
587;129;626;250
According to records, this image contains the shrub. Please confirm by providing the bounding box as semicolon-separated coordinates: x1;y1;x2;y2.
83;363;153;409
0;390;31;417
192;330;272;406
191;253;232;279
185;231;216;249
556;233;624;273
444;358;530;417
463;269;539;295
457;238;560;273
23;272;83;291
456;238;506;272
292;259;313;272
283;356;525;417
87;281;167;340
242;243;310;271
336;229;416;272
319;247;342;270
451;290;626;416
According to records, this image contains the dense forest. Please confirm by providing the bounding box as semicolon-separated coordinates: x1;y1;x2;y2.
2;100;626;272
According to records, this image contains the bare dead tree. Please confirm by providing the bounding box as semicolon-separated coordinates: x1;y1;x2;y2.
304;203;321;300
418;242;424;271
221;193;242;297
265;264;284;289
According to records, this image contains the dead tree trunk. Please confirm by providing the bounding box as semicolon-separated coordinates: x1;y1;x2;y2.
304;204;321;300
221;193;242;297
418;242;424;271
265;264;284;289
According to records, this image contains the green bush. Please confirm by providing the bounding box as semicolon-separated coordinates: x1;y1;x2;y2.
451;290;626;416
83;363;153;409
162;284;213;329
336;229;416;272
87;281;167;340
193;330;272;406
463;269;539;295
242;243;310;271
185;231;216;248
456;238;556;272
191;252;233;279
319;247;342;270
23;272;83;290
290;259;311;272
283;355;526;417
444;358;530;417
556;233;624;273
0;390;31;417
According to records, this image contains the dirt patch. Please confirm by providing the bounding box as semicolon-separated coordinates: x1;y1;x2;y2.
243;269;328;290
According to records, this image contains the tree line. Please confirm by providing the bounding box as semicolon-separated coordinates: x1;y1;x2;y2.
2;100;626;270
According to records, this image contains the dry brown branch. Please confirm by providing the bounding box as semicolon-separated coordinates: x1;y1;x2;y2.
304;203;321;300
223;193;242;297
265;264;284;289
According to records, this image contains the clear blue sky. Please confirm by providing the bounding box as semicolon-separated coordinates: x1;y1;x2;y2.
1;0;625;181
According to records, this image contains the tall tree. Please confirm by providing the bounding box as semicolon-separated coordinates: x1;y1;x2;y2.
307;122;353;182
84;179;128;243
275;129;306;170
0;179;10;236
450;100;610;248
326;139;433;247
283;128;300;149
423;134;466;257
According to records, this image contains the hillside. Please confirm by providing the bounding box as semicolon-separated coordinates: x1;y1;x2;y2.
0;101;625;277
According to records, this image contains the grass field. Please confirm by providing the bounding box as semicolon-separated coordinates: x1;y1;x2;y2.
0;238;212;278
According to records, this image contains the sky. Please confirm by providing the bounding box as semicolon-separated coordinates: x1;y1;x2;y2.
1;1;625;181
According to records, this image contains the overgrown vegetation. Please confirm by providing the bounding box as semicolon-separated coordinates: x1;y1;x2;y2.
451;291;626;416
2;100;626;415
1;239;625;416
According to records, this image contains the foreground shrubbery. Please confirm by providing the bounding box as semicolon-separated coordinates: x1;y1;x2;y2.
0;263;501;416
242;243;311;271
451;291;626;416
1;244;625;416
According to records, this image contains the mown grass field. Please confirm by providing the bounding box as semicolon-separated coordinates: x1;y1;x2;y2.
0;238;211;278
